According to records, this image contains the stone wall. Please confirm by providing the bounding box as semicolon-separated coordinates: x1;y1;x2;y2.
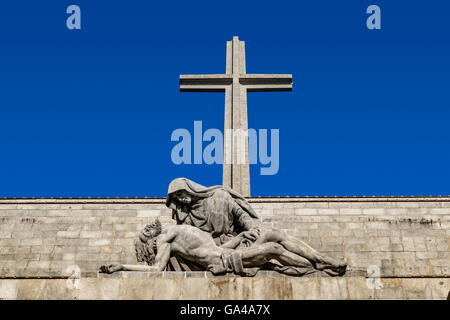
0;274;448;300
0;197;449;299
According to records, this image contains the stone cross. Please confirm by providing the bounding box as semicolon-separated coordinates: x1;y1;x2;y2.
180;36;292;197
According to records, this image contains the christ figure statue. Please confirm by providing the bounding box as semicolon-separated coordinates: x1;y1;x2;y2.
100;219;347;277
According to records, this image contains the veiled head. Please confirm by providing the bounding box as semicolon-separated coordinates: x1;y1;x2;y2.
172;190;194;205
165;177;261;226
166;178;207;209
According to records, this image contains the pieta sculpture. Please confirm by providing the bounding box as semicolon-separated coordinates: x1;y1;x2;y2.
100;178;347;277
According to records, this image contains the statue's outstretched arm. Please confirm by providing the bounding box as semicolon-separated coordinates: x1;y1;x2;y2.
121;264;159;272
100;232;175;274
220;233;244;249
100;263;158;273
111;242;171;272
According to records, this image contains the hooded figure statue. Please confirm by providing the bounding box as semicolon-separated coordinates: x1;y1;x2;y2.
166;178;260;246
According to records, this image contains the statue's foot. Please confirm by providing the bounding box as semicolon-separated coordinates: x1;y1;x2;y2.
99;264;122;274
323;263;347;276
316;261;347;276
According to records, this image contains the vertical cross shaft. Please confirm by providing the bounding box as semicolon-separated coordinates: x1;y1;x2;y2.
223;36;250;197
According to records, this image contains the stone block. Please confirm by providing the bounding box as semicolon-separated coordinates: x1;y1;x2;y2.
56;231;80;238
363;208;385;216
304;202;329;208
416;252;438;259
317;208;339;215
294;208;317;216
0;280;18;299
136;210;160;217
89;239;111;246
0;231;12;238
20;238;43;246
79;231;102;239
340;208;362;215
27;261;51;269
429;208;450;215
396;202;420;208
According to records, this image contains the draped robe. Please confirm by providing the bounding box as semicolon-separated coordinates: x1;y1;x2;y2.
166;178;260;246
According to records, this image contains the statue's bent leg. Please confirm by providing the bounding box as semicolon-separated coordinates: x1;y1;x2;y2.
252;229;320;262
275;249;314;269
252;229;346;274
241;242;313;269
240;243;277;267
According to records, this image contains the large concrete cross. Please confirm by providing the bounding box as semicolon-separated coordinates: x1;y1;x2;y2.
180;36;292;197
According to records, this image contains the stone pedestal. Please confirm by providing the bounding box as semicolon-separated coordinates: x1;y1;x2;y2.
0;272;448;300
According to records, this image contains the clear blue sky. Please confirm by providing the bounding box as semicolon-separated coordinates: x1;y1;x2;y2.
0;1;449;197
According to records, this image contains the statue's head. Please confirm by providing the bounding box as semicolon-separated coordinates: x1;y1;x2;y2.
172;190;194;205
135;219;162;265
166;178;210;210
140;219;162;240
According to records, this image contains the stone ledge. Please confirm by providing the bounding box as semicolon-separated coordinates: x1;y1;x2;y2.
0;270;98;279
0;277;448;299
1;196;450;204
98;269;367;279
0;270;366;279
9;269;449;279
2;266;450;279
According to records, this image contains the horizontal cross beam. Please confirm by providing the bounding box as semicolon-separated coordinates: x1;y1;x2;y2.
179;74;292;92
179;74;231;92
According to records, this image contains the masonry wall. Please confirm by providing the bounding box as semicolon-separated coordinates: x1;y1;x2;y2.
0;197;448;280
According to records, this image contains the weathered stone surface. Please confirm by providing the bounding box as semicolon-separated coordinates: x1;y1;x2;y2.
0;197;449;281
0;276;447;300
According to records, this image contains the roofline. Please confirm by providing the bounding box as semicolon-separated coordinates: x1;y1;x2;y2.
0;195;450;204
